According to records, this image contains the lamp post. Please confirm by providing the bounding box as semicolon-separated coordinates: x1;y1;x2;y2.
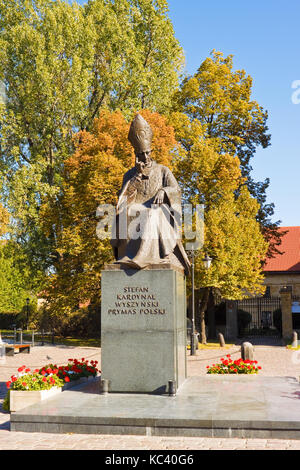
190;248;197;356
200;255;212;344
26;298;30;331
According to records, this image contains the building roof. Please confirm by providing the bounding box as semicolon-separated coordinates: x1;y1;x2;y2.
263;226;300;272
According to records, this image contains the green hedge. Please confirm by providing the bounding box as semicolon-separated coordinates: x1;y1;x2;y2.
237;309;252;334
0;312;19;329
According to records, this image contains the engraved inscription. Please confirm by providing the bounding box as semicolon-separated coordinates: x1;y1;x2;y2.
108;286;166;316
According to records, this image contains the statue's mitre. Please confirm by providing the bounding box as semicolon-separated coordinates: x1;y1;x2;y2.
128;113;153;153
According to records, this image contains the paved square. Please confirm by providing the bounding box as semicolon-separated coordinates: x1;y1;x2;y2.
2;343;300;449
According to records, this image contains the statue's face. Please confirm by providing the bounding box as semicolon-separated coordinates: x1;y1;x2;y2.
135;150;152;167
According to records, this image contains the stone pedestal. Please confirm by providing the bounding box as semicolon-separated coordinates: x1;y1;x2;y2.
101;264;187;393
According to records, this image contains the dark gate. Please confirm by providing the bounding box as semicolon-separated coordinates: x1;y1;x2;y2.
236;296;281;338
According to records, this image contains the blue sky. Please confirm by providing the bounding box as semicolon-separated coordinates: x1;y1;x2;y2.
76;0;300;227
167;0;300;227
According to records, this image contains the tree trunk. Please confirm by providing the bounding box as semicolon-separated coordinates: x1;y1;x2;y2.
199;287;210;344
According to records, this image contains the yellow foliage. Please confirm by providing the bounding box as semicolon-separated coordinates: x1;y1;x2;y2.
170;112;268;300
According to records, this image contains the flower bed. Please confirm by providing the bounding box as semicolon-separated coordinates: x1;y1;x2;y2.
3;358;101;412
39;358;100;383
206;354;262;374
3;365;64;411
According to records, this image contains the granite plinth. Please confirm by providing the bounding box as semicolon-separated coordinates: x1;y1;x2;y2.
10;376;300;439
101;266;187;393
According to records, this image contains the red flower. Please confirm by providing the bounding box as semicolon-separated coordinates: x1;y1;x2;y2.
64;376;70;382
42;377;47;383
22;382;27;387
6;381;11;389
25;368;31;373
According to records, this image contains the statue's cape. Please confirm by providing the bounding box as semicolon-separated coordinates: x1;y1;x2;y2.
111;162;190;275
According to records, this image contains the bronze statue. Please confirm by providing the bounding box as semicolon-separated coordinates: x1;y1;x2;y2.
111;114;190;275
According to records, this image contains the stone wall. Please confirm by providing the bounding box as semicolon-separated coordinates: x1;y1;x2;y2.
264;273;300;296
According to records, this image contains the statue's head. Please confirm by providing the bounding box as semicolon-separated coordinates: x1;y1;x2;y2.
128;114;153;167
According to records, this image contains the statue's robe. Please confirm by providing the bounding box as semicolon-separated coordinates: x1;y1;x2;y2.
111;161;190;275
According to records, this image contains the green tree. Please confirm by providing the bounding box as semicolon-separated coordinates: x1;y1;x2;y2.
0;241;34;314
0;0;96;274
0;0;184;278
84;0;184;121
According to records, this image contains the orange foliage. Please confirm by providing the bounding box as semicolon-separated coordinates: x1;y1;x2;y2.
138;109;177;168
0;204;9;237
41;109;178;315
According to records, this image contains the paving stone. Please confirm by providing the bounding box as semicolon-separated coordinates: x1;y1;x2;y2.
1;344;300;449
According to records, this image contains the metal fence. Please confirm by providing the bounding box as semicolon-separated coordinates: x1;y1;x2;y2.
1;329;56;346
236;296;281;337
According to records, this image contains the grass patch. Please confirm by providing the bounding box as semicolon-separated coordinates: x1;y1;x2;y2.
51;337;100;348
0;330;100;348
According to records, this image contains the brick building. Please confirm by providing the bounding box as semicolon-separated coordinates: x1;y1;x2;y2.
223;227;300;340
263;226;300;297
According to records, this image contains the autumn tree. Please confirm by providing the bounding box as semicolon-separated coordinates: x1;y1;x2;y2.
172;50;281;259
40;109;177;324
171;113;268;343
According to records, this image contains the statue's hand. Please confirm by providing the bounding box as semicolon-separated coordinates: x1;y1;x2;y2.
153;189;165;205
